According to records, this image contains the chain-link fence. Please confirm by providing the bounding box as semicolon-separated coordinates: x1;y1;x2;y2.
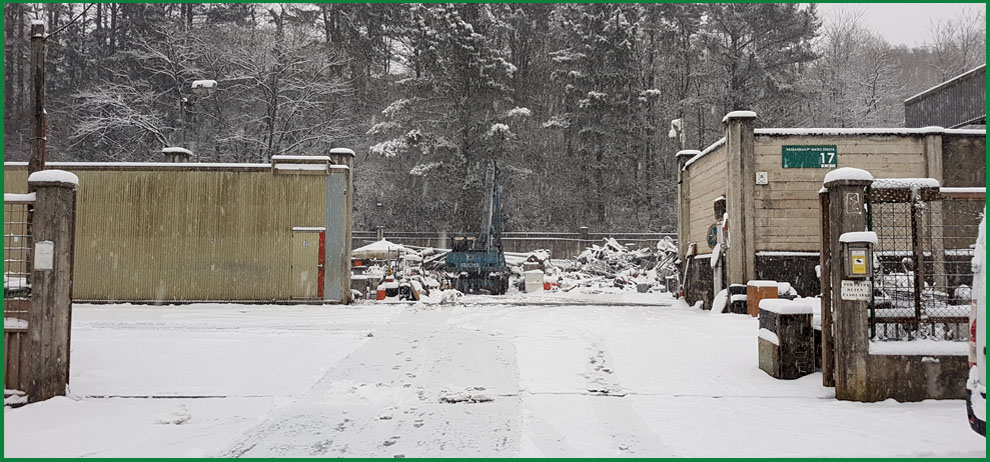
867;179;979;342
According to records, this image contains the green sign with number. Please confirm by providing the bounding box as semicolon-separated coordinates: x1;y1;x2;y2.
782;145;837;168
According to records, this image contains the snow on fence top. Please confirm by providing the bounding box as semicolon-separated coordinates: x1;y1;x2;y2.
28;169;79;186
4;192;36;203
5;161;274;169
823;167;873;185
839;231;878;245
161;147;193;155
940;187;986;194
754;127;984;136
722;110;757;123
871;178;940;189
274;164;329;172
683;137;726;168
328;148;355;156
759;298;814;315
271;155;332;163
869;339;968;356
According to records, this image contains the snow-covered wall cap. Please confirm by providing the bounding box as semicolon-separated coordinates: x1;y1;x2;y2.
754;127;985;137
872;178;940;189
28;169;79;186
839;231;878;245
917;126;945;135
30;19;44;26
329;147;356;157
675;149;701;158
271;155;332;162
748;280;779;288
759;299;814;315
683;137;726;168
722;110;757;123
823;167;873;186
161;147;193;155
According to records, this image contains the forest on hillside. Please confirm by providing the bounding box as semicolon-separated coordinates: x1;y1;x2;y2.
3;3;986;232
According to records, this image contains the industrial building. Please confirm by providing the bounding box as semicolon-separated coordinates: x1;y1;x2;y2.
3;152;354;303
676;111;986;308
904;64;986;129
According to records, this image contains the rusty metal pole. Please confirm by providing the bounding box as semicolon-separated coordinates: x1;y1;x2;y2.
27;21;46;176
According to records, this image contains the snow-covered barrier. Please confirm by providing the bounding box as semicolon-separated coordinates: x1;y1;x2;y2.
758;299;816;380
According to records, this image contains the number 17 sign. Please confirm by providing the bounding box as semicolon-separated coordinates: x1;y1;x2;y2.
782;145;838;168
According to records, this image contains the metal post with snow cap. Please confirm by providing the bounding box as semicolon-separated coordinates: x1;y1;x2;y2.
822;167;874;400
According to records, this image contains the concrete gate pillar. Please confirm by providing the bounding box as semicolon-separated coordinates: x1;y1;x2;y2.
724;111;757;286
823;168;874;401
26;170;79;402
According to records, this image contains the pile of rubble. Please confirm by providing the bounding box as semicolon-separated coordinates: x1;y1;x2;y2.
354;236;682;300
510;237;680;293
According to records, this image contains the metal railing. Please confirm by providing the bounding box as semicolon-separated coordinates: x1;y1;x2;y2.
866;181;980;341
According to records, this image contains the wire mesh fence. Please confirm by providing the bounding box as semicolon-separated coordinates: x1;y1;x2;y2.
866;179;978;342
4;198;34;319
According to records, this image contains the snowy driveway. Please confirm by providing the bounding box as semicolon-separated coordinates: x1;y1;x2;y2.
4;296;986;457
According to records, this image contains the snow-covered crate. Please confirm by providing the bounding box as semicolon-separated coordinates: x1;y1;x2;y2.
746;280;779;318
728;284;748;314
758;299;816;380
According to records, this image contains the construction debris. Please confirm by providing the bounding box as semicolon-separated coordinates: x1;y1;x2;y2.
354;236;680;300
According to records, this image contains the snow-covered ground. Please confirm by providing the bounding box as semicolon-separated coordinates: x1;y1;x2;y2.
4;292;985;457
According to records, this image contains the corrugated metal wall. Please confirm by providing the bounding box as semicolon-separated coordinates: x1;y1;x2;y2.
4;165;350;302
904;65;986;128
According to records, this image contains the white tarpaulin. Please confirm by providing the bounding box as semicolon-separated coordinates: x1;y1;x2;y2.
351;239;414;260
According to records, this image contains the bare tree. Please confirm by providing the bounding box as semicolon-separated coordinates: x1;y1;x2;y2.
928;6;987;81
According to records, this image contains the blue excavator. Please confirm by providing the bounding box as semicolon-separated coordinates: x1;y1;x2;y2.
444;161;509;295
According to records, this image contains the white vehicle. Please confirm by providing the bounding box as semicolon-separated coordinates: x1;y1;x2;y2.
967;214;986;437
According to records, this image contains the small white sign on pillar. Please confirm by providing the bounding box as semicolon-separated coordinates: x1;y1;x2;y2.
35;240;55;270
840;279;871;301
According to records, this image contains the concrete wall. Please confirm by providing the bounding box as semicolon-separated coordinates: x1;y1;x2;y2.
942;134;987;187
684;145;727;254
863;354;969;401
754;254;820;296
4;162;351;303
752;134;929;252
